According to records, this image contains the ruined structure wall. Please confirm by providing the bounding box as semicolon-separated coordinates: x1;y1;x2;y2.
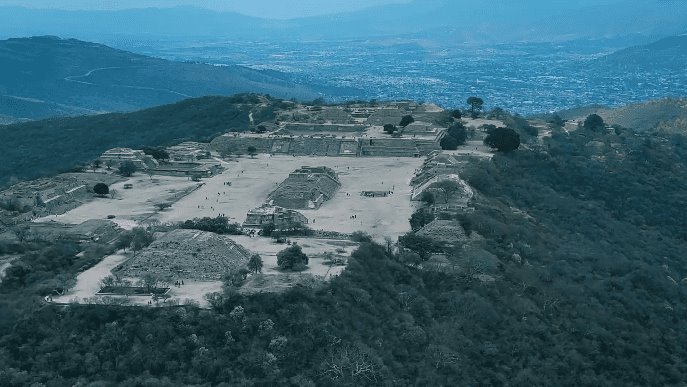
211;135;440;157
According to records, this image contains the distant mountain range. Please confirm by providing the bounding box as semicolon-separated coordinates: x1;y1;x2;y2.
600;35;687;70
0;36;320;122
1;1;686;44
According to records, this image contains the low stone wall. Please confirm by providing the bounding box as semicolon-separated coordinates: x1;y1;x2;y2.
211;135;439;158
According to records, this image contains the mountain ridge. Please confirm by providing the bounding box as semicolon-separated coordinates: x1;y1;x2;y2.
600;34;687;69
0;36;320;122
2;1;687;43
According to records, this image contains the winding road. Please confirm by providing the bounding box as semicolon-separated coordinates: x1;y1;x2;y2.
64;66;193;98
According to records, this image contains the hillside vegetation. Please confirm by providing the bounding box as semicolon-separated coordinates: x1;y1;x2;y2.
555;97;687;133
0;36;318;122
1;106;686;385
0;94;283;188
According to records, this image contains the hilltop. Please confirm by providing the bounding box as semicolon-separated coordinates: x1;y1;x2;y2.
554;98;687;133
601;35;687;70
0;36;319;122
1;94;686;385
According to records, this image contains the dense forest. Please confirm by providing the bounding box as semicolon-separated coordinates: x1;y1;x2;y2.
1;121;686;385
0;94;284;188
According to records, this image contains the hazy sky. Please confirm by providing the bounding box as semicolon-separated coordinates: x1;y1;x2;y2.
0;0;412;19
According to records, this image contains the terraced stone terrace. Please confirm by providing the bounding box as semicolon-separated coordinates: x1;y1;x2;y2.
210;131;440;158
117;229;253;281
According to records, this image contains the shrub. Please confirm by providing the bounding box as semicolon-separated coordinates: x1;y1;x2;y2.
440;135;459;150
583;114;605;131
484;127;520;152
400;115;415;127
350;231;373;243
181;216;242;235
93;183;109;196
277;244;308;271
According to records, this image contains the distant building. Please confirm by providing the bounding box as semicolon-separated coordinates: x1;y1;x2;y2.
411;152;462;189
119;229;254;281
0;174;90;215
166;142;211;162
268;166;341;209
349;108;373;119
403;121;441;135
99;148;156;169
243;204;308;228
151;162;223;178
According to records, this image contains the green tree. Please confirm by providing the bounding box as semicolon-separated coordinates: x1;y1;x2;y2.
451;109;462;119
548;114;565;127
204;292;225;310
93;183;109;197
410;208;435;231
11;226;30;243
434;180;462;203
583;114;606;131
181;216;241;235
277;244;308;271
118;161;138;177
350;231;373;243
247;146;257;158
440;135;459;150
484;127;521;152
248;254;263;274
467;96;484;116
142;147;170;161
131;227;154;256
383;124;397;134
399;115;415;127
420;190;435;205
141;273;161;293
398;233;441;260
447;123;468;145
260;223;276;237
116;230;134;252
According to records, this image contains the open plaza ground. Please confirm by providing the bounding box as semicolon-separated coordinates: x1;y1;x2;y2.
41;154;423;306
34;174;200;229
35;155;424;241
156;155;423;241
226;235;357;278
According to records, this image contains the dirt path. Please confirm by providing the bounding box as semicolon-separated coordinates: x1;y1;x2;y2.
64;66;123;84
64;66;193;98
54;251;129;303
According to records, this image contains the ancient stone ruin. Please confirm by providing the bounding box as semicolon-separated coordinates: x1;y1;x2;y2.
268;166;341;209
117;229;253;281
210;133;439;158
243;204;309;228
